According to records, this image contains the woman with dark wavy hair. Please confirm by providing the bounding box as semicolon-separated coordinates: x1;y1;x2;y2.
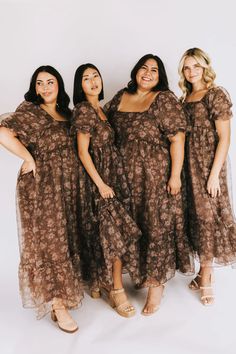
104;54;194;315
0;66;83;333
24;65;72;119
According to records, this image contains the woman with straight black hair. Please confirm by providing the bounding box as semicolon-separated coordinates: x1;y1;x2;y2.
104;54;194;315
0;65;83;333
72;63;141;318
73;63;104;105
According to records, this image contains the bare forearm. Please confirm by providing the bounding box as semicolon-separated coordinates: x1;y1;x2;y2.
79;150;104;188
210;138;230;177
167;133;185;195
169;136;185;177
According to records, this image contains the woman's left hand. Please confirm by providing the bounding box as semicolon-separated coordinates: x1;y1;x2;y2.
207;175;221;198
167;176;181;195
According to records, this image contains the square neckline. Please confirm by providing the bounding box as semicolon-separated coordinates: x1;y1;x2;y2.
184;87;216;104
87;101;109;123
117;90;161;114
39;105;68;123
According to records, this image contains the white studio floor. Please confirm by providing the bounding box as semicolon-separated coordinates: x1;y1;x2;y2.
0;265;235;354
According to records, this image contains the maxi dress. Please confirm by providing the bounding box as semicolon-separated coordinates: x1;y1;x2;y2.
183;87;236;266
1;101;83;318
104;90;195;287
72;101;141;290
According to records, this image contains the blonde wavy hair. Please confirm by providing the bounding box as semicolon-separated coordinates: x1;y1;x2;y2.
178;47;216;101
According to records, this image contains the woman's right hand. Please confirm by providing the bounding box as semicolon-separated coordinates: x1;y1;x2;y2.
207;174;221;198
98;183;115;199
21;158;36;177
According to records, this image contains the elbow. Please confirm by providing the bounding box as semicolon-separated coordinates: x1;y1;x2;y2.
0;126;15;143
0;126;6;143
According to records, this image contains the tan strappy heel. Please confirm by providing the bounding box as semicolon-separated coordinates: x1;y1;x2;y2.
109;288;136;318
90;289;101;299
51;306;78;333
200;273;215;306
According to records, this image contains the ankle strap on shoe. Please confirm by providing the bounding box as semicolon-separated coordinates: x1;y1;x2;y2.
111;288;125;294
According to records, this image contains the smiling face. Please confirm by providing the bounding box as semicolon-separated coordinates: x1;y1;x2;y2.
35;72;59;105
183;56;204;85
136;58;159;91
81;67;102;98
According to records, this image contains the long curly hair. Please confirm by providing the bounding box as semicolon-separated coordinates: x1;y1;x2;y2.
178;48;216;101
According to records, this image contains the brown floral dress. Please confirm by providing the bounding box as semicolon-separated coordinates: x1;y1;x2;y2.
104;89;195;287
183;86;236;266
1;101;83;319
71;102;141;290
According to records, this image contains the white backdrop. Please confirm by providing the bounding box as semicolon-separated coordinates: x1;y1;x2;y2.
0;1;236;354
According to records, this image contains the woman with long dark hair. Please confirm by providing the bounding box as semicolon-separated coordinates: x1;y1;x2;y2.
72;63;141;318
104;54;194;315
0;66;83;332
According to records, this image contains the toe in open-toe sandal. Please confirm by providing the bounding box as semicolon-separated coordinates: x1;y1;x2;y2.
200;285;215;306
141;305;160;316
200;273;215;306
109;288;136;318
51;307;79;333
90;288;101;299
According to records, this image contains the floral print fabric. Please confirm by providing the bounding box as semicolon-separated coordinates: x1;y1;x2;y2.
1;101;83;318
183;86;236;265
71;102;141;290
104;89;195;287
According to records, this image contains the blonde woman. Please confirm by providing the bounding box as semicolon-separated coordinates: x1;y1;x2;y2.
178;47;236;305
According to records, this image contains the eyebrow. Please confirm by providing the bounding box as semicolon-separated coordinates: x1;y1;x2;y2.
142;64;158;69
36;79;55;82
82;72;98;77
184;64;200;68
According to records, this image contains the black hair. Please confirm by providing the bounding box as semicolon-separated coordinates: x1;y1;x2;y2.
126;54;169;93
24;65;71;119
73;63;104;106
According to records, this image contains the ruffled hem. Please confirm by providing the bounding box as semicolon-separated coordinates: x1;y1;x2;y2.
193;252;236;268
18;258;84;319
139;274;174;288
188;220;236;268
138;263;195;288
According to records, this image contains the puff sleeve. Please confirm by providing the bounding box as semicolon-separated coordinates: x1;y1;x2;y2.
208;87;233;121
0;101;38;146
154;91;187;138
71;102;97;135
